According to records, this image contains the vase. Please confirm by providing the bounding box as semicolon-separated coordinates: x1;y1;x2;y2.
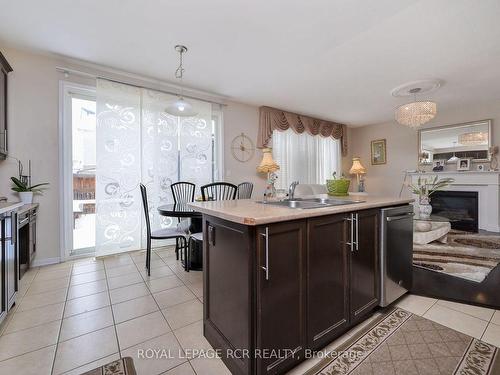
418;195;432;219
18;192;33;204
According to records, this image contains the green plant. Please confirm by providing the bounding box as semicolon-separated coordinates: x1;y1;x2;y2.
407;176;454;197
11;177;49;194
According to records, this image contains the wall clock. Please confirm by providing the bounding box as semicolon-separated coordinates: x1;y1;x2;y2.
231;133;255;162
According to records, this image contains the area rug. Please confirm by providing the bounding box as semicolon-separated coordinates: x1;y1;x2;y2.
305;308;499;375
81;357;137;375
413;231;500;282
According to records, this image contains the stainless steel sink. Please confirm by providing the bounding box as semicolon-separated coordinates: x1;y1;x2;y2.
257;197;364;209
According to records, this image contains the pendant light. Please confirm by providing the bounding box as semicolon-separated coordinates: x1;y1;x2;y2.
165;45;198;117
395;88;437;128
448;141;459;163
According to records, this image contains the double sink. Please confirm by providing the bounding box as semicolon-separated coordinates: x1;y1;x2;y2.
257;197;365;209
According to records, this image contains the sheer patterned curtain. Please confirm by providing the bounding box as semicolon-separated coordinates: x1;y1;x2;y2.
272;128;341;190
96;79;213;257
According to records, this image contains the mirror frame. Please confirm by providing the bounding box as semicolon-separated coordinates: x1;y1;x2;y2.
418;119;492;164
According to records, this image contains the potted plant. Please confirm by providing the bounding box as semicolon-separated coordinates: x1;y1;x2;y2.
11;177;49;204
407;176;454;218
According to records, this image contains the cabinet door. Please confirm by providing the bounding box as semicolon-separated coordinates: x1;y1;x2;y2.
349;209;379;324
256;220;307;375
5;213;17;309
307;214;349;349
0;68;6;155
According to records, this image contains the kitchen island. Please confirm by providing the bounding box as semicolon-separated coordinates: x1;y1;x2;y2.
189;195;413;375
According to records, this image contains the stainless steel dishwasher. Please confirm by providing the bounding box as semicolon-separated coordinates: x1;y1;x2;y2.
379;205;414;307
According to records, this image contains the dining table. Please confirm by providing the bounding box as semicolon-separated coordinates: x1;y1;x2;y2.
157;203;203;270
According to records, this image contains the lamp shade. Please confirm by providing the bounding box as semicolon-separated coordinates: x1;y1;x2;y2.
349;157;366;175
257;148;280;173
165;97;198;117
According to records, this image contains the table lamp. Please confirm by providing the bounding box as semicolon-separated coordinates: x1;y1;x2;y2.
349;157;366;192
257;148;280;199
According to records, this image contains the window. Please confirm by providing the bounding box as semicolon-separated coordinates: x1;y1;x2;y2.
272;129;341;189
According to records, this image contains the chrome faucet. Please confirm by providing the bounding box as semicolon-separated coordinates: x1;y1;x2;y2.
288;181;299;200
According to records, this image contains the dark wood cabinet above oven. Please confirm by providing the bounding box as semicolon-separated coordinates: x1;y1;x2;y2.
0;51;13;160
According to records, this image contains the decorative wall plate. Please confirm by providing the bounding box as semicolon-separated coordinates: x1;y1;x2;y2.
231;133;255;162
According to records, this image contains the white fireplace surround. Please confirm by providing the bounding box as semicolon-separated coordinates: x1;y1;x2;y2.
409;171;500;232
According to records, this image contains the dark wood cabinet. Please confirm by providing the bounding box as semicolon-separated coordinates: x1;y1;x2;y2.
307;214;349;349
256;221;307;374
0;51;13;159
349;209;379;324
202;208;381;375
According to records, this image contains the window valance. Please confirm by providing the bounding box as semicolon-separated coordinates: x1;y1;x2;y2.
257;106;348;156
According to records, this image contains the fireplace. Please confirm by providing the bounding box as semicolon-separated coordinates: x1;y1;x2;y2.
430;191;478;232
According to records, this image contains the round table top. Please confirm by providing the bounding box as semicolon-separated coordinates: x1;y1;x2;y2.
413;213;450;222
157;203;202;218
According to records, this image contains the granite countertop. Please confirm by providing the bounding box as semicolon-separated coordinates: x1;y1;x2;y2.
188;195;414;225
0;202;39;216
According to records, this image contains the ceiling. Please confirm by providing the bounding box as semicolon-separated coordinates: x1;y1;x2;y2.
1;0;500;126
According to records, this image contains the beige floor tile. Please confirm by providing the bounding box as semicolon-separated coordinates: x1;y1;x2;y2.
190;356;231;375
112;294;159;323
107;272;143;290
176;271;203;285
64;291;110;318
67;279;108;300
5;302;64;334
482;322;500;347
174;321;212;357
153;286;196;309
395;294;437;316
110;282;150;304
35;267;72;281
437;299;495;321
105;264;138;278
146;275;184;293
186;282;203;298
491;310;500;325
121;332;187;375
17;288;67;312
116;311;170;349
135;258;168;270
141;265;175;280
26;277;70;295
0;320;60;361
163;362;196;375
162;299;203;330
53;326;118;374
61;353;120;375
72;262;104;275
0;344;56;375
59;306;114;342
424;304;488;339
104;255;134;269
70;270;106;286
38;262;73;272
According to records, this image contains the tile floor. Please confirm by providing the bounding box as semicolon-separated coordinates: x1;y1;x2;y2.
0;246;499;375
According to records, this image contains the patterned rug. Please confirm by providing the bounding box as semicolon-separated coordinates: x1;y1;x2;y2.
413;232;500;282
81;357;136;375
305;308;499;375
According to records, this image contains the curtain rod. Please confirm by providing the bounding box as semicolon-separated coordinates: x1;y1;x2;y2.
55;66;227;107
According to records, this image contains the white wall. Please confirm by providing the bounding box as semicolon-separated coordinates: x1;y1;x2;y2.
0;46;267;264
350;101;500;198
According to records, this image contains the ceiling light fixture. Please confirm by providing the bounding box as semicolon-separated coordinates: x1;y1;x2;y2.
459;132;488;146
394;88;437;128
165;45;198;117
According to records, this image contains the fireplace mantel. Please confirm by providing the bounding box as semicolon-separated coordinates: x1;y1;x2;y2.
409;171;500;232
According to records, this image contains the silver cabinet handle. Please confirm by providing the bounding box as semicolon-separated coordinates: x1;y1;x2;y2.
19;217;29;227
346;214;354;252
355;213;359;251
260;227;269;280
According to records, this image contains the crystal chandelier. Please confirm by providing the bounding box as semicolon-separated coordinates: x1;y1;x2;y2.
459;132;488;146
165;45;198;117
395;88;437;128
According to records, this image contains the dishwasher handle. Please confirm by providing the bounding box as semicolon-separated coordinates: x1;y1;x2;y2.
386;212;414;222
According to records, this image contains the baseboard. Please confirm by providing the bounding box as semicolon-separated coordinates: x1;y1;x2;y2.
31;257;61;267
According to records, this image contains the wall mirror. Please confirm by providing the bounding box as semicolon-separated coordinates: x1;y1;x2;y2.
418;119;491;164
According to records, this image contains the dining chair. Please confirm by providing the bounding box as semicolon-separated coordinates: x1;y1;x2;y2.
171;181;196;260
201;182;238;201
237;182;254;199
140;183;188;276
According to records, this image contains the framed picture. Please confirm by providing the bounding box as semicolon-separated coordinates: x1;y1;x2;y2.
477;164;485;171
371;139;386;165
457;158;470;171
432;159;445;172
